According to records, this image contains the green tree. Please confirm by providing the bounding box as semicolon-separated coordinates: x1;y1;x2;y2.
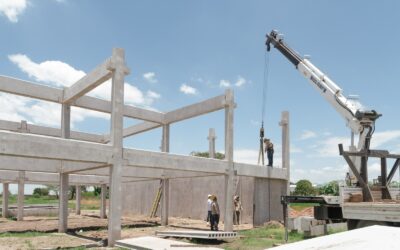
33;187;49;197
294;179;316;196
190;151;225;160
44;185;59;198
318;181;339;195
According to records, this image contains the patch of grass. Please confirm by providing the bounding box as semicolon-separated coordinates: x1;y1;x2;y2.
0;231;50;238
220;224;304;250
328;227;347;235
3;195;59;206
289;203;319;212
24;239;35;250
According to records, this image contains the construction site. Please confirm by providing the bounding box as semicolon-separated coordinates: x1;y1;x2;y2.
1;1;400;250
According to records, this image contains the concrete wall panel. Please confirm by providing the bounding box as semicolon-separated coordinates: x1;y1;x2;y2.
122;175;287;225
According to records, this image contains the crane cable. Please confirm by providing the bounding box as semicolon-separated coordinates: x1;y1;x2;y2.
257;50;271;165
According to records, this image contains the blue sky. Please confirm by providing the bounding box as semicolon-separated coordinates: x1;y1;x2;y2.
1;0;400;194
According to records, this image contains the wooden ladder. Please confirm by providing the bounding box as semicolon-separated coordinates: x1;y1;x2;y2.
149;182;163;218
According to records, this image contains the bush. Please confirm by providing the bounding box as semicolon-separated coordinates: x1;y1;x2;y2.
33;187;49;196
294;180;316;196
318;181;339;195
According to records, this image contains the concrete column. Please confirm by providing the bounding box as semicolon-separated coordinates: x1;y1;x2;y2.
75;185;81;215
58;173;69;232
2;183;9;218
161;124;170;226
108;48;129;247
161;178;169;226
208;128;216;159
17;171;25;221
279;111;290;195
61;104;71;138
100;184;107;219
224;89;234;232
58;103;71;232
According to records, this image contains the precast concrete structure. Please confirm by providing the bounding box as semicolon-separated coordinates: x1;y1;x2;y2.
0;48;289;246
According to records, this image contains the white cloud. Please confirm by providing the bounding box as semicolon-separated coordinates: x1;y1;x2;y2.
234;149;259;164
370;130;400;148
180;84;198;95
143;72;157;83
146;90;160;99
308;129;400;158
291;164;348;184
6;53;159;127
0;0;27;23
310;136;349;157
9;54;85;87
235;76;246;87
219;79;231;88
300;130;317;140
291;144;303;153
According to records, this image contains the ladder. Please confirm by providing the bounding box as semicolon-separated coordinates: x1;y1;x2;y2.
149;181;163;218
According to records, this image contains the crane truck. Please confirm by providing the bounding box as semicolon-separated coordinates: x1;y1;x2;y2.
266;30;400;230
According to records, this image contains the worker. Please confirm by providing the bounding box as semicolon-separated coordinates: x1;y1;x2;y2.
206;194;212;225
210;195;220;231
233;195;243;225
264;138;274;167
345;172;351;186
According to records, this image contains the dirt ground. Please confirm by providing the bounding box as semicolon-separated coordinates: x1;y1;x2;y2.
0;210;253;249
0;208;310;249
288;206;314;217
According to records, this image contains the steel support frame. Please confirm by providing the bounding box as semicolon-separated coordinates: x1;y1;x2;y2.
339;144;400;201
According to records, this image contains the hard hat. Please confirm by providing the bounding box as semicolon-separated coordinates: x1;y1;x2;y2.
208;194;212;198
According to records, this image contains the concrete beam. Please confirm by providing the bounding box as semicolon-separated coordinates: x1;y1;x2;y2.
0;119;104;143
0;156;220;180
0;131;112;163
0;169;142;185
123;105;165;125
164;95;226;124
124;148;228;174
78;166;220;179
0;76;164;123
103;121;161;143
122;122;161;137
2;183;9;218
0;75;62;102
235;163;288;180
63;59;112;103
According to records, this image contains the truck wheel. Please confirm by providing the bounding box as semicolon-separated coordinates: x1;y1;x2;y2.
356;220;388;228
347;219;359;230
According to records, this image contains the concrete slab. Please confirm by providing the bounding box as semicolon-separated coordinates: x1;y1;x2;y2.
273;225;400;250
116;236;223;250
156;230;237;239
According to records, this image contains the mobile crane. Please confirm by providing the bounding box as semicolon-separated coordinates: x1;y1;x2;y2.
266;30;400;231
266;30;380;158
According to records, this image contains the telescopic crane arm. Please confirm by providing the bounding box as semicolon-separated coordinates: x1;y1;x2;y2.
265;30;381;151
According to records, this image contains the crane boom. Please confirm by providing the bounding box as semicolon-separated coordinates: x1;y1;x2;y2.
265;30;381;152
